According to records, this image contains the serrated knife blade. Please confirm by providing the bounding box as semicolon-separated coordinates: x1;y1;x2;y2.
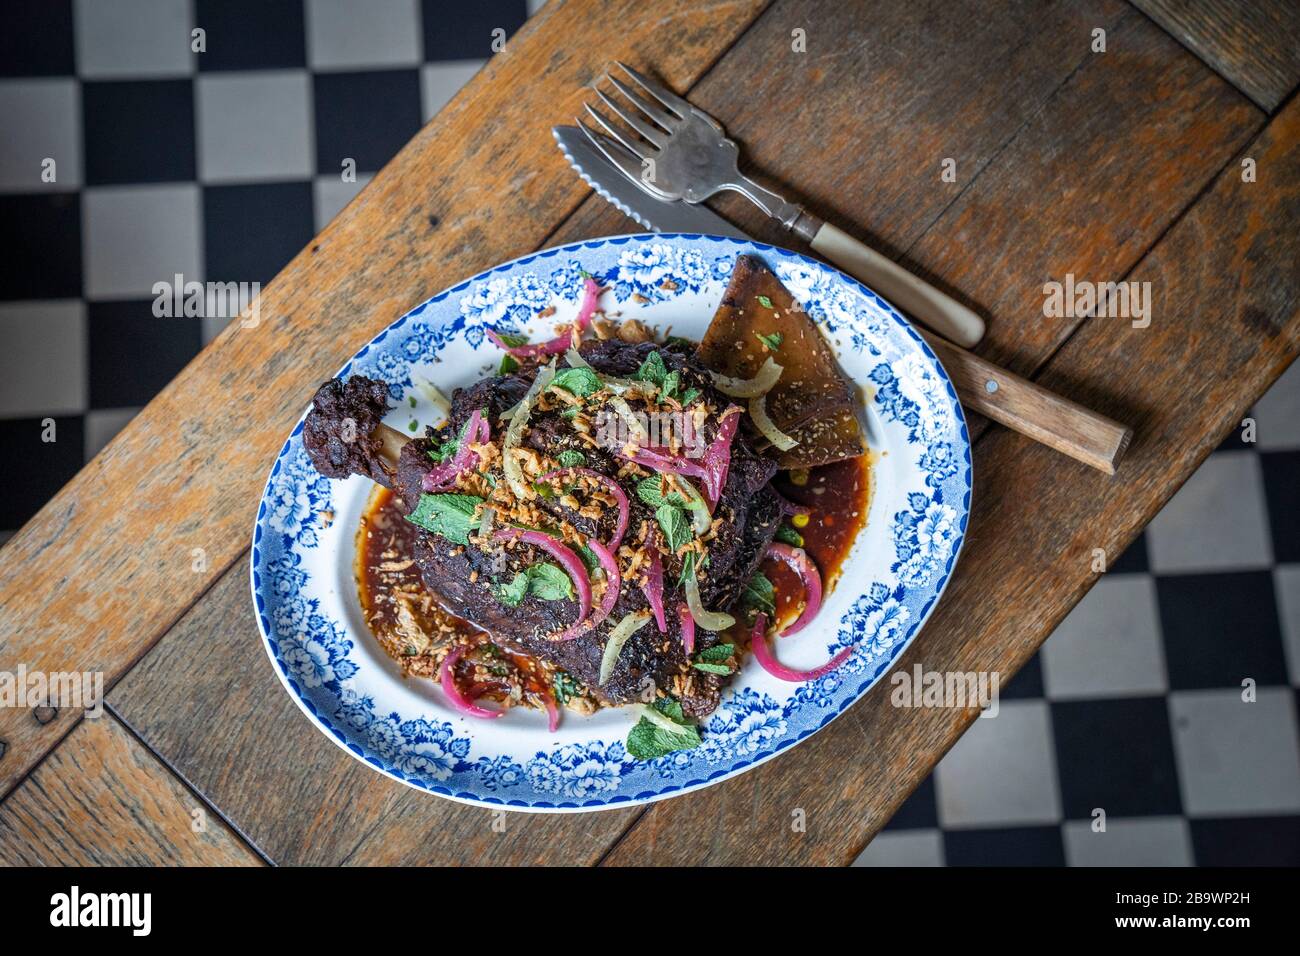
553;125;748;239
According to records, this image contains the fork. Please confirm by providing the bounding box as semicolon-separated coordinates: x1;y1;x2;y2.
578;62;986;348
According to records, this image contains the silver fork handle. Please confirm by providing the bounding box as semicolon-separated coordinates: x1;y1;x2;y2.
722;174;811;235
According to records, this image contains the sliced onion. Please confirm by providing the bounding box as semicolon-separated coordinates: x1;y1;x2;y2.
641;527;666;632
494;527;591;627
749;394;799;451
599;611;652;685
502;361;555;498
749;612;851;682
554;538;620;641
677;602;695;655
423;407;488;491
683;563;736;632
488;277;602;360
440;645;503;719
617;445;708;484
540;467;629;551
699;407;741;507
708;356;783;397
477;504;497;541
412;375;451;421
765;542;823;635
666;475;712;534
608;395;648;443
543;693;560;733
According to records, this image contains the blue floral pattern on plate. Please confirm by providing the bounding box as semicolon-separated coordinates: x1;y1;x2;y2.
251;234;972;811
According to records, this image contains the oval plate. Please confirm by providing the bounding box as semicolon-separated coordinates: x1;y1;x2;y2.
251;234;971;811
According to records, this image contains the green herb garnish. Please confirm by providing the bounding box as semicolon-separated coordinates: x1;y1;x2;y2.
633;351;669;387
551;367;603;398
498;354;520;375
405;493;485;545
655;503;692;552
495;561;575;607
755;331;783;350
774;524;804;547
692;642;737;675
741;571;777;615
636;476;687;509
553;670;583;705
626;697;701;760
757;295;773;309
556;449;587;468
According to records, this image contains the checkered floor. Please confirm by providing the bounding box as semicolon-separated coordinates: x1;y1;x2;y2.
3;0;1298;866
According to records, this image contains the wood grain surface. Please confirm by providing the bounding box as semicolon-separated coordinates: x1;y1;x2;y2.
0;716;262;866
1131;0;1300;111
3;0;1296;866
601;95;1300;865
0;0;772;800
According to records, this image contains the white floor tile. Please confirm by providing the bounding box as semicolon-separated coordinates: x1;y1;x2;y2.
1170;688;1300;816
83;184;203;299
935;699;1061;828
84;407;140;459
307;0;421;70
313;172;374;231
1042;574;1167;699
0;301;86;417
1063;817;1192;866
852;829;944;867
0;79;81;191
1276;565;1300;686
197;71;313;183
1147;451;1273;573
421;60;483;121
75;0;195;79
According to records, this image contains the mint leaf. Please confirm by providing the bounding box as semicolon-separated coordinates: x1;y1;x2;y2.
498;354;520;375
406;493;484;545
551;367;603;398
524;562;574;601
626;698;702;760
691;662;732;675
496;571;530;608
553;670;583;705
695;643;735;664
556;449;586;468
755;331;783;350
495;331;529;348
655;503;692;553
741;571;777;615
774;524;804;547
680;387;701;406
637;477;686;509
661;369;681;401
633;351;669;387
757;295;773;309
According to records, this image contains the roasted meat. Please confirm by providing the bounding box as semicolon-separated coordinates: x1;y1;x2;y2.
303;338;781;717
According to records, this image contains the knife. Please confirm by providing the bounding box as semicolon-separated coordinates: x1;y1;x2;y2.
553;125;1133;474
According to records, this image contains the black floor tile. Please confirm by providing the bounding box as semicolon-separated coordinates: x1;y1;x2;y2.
1052;697;1182;819
195;0;306;71
943;826;1065;866
0;416;85;530
422;0;527;60
1156;571;1287;690
1190;816;1300;866
1261;451;1300;564
1109;532;1148;574
999;651;1044;700
313;70;422;174
87;300;202;409
0;0;74;76
83;80;196;184
883;774;938;831
0;193;81;300
203;181;314;284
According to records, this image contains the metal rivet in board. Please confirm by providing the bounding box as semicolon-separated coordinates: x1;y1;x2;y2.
33;705;57;725
985;379;999;393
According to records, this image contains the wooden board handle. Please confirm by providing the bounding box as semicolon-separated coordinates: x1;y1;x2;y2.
918;329;1133;474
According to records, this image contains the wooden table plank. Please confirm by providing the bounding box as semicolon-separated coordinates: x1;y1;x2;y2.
602;98;1300;865
0;0;772;799
0;715;263;866
1131;0;1300;111
105;555;638;866
102;0;1260;864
